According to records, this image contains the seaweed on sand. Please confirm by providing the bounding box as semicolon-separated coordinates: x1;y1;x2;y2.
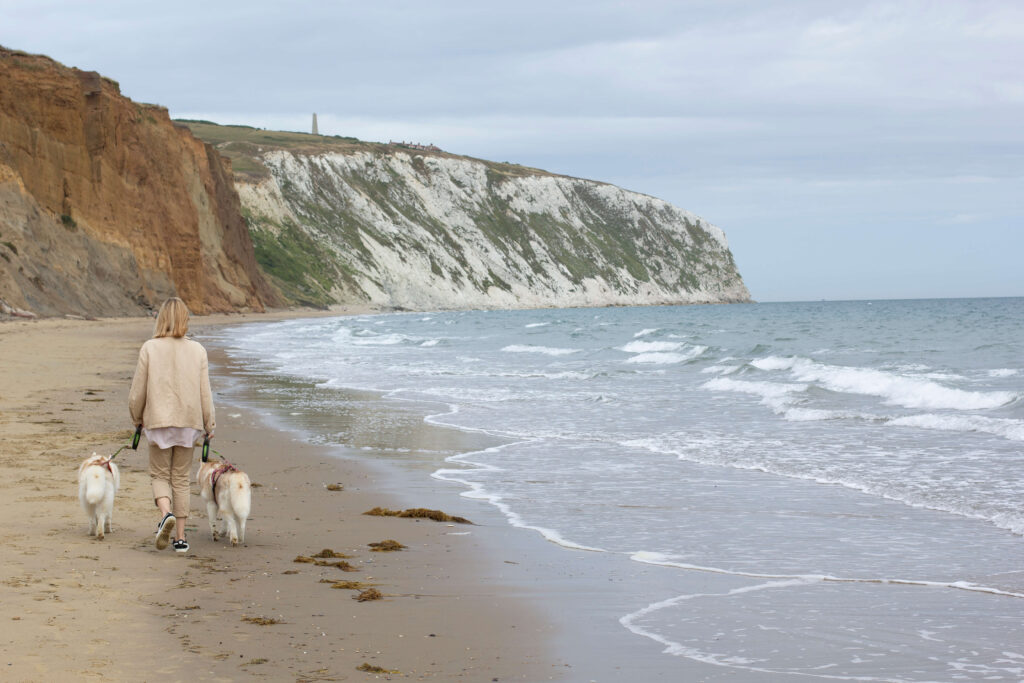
354;588;383;602
368;539;406;552
357;662;399;674
294;552;358;570
242;616;282;625
319;579;374;590
363;506;472;524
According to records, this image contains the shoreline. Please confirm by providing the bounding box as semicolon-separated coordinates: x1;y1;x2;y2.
0;312;560;680
205;313;745;683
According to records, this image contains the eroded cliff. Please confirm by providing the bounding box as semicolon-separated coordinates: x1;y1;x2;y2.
184;122;751;310
0;48;278;317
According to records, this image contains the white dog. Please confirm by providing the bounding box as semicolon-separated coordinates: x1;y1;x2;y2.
78;453;120;540
197;457;251;546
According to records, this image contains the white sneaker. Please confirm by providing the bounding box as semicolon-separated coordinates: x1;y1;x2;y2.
155;513;175;550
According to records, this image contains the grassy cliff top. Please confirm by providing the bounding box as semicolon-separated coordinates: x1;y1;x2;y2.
176;119;558;183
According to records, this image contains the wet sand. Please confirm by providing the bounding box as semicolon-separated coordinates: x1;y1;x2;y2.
0;312;560;681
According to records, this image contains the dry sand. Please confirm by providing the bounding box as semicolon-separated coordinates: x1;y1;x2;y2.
0;312;560;681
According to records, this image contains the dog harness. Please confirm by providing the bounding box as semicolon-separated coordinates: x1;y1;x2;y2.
210;462;238;506
89;457;115;474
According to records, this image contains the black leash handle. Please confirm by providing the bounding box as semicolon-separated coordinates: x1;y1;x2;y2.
110;427;141;461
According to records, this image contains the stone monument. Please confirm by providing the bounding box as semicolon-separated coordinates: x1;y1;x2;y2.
312;113;319;135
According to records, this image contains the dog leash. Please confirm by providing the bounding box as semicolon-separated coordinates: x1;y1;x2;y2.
106;425;143;461
202;436;235;466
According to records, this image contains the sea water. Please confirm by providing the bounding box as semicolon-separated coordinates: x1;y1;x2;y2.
217;298;1024;681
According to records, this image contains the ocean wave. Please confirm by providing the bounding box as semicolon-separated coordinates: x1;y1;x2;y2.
988;368;1019;378
351;333;414;346
634;328;659;338
701;364;741;375
501;344;579;356
619;340;683;353
888;414;1024;442
751;356;1018;411
524;322;550;328
701;377;808;403
626;347;706;365
782;408;879;422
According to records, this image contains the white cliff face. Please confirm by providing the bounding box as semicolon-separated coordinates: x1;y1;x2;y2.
237;149;751;310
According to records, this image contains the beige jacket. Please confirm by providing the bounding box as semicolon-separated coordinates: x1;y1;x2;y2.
128;337;215;434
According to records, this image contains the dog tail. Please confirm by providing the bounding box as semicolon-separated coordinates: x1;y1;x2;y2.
233;474;252;519
84;466;106;505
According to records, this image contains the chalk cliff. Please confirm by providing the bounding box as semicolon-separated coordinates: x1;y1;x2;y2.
0;48;278;317
184;122;751;310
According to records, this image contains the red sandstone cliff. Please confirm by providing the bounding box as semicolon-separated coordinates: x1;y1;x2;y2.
0;47;280;317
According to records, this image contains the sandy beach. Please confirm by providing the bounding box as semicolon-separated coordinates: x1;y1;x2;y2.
0;312;559;682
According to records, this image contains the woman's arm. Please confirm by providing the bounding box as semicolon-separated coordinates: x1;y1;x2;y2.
199;346;216;437
128;343;149;427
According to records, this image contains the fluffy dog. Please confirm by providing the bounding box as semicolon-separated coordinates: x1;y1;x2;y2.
78;454;120;540
197;457;251;546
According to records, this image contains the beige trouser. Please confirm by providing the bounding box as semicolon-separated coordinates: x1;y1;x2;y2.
149;444;195;518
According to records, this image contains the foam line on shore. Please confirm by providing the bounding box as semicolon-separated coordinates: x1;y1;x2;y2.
622;552;1024;681
429;438;607;553
374;392;608;553
629;551;1024;599
619;579;916;683
622;435;1024;535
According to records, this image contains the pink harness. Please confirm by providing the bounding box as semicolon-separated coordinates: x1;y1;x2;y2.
210;462;237;506
88;457;115;474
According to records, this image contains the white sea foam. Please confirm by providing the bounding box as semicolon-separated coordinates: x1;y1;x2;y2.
626;351;697;365
420;339;440;347
752;356;1018;410
634;328;659;337
989;368;1019;378
629;552;1024;598
701;377;808;403
432;443;606;553
701;364;740;375
619;570;915;681
525;322;550;328
619;340;682;353
501;344;579;356
351;333;411;346
888;414;1024;442
622;551;1024;680
624;431;1024;535
782;408;877;422
624;345;707;365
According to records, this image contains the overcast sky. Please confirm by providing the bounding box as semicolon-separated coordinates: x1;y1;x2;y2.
3;0;1021;301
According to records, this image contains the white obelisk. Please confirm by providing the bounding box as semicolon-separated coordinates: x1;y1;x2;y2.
312;113;319;135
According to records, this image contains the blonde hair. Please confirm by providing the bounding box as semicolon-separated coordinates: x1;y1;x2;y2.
153;297;190;338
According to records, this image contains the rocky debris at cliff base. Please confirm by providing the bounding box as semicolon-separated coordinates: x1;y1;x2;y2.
0;299;37;319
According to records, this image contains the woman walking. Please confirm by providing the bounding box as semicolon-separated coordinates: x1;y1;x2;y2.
129;297;215;554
